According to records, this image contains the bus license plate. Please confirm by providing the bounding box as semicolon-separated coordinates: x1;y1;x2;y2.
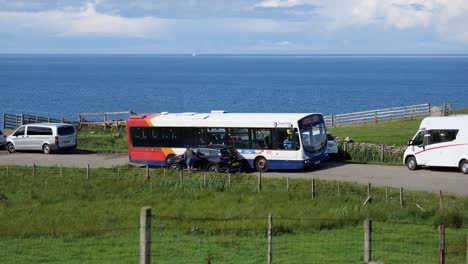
314;160;320;165
231;162;239;167
64;141;70;144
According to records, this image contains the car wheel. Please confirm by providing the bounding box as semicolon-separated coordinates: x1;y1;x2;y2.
255;157;269;172
43;144;51;154
165;154;175;166
406;156;419;171
6;143;15;153
460;160;468;174
169;163;181;171
208;164;219;172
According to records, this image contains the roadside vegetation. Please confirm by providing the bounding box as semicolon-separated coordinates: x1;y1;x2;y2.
0;165;467;262
77;127;127;153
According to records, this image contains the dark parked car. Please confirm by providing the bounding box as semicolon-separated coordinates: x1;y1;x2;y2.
167;145;243;172
0;130;6;150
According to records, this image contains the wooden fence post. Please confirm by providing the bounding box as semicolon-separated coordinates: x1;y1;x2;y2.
367;182;372;204
32;163;36;177
364;219;372;263
380;145;384;162
86;164;90;180
385;187;388;204
311;178;316;199
337;181;340;197
179;169;183;183
267;213;272;264
258;171;262;193
439;190;444;211
228;173;231;188
60;165;63;178
438;225;445;264
400;187;404;208
286;176;289;192
6;166;9;178
145;165;150;182
140;207;151;264
203;173;207;187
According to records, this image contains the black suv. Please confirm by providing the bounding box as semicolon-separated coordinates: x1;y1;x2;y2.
166;145;243;172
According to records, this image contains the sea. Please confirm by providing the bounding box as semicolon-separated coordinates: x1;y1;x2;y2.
1;54;467;126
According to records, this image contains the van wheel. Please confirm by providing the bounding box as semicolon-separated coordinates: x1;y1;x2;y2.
460;160;468;174
6;143;15;153
208;164;220;172
169;163;181;171
406;156;419;171
255;157;269;172
43;144;51;154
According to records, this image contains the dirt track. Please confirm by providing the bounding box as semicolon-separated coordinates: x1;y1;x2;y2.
1;150;467;195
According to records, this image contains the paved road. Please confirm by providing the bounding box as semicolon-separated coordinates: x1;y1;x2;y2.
265;163;468;196
0;150;129;168
1;151;467;195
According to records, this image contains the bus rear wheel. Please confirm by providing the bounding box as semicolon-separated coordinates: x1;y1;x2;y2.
460;160;468;174
255;157;269;172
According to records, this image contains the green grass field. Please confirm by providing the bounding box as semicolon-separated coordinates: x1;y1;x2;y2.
0;165;467;263
77;127;127;153
328;107;468;146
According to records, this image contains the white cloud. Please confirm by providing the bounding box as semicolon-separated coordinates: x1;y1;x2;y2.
310;0;468;44
0;2;168;37
230;19;303;33
254;0;306;8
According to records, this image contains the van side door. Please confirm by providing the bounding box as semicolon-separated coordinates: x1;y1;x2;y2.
425;129;459;167
27;126;53;151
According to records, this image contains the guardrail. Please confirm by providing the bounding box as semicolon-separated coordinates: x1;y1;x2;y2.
77;111;136;127
2;113;66;130
324;103;435;127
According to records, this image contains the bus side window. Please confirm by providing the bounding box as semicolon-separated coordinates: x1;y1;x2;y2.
254;129;272;149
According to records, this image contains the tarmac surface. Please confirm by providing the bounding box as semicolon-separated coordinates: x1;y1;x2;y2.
0;150;467;195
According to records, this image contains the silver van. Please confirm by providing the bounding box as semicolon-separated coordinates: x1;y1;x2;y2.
6;123;77;154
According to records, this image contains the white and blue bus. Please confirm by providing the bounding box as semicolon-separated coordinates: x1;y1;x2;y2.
127;111;329;171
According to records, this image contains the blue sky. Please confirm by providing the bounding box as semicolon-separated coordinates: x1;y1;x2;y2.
1;0;467;54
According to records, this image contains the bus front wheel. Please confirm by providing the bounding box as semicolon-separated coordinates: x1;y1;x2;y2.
255;157;269;172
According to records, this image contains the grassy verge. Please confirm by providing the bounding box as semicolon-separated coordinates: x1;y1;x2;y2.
77;127;127;153
0;166;467;263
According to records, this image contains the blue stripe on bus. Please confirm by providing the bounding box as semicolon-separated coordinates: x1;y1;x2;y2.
245;156;328;170
129;159;167;167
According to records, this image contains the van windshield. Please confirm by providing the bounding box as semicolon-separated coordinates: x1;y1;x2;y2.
58;126;75;136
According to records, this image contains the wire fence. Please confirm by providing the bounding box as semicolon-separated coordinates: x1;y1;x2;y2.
1;216;466;263
0;165;467;263
0;164;462;212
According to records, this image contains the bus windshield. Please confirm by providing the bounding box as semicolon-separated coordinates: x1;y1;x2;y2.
299;116;327;153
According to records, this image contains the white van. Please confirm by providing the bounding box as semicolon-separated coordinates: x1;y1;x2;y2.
404;116;468;174
6;123;77;154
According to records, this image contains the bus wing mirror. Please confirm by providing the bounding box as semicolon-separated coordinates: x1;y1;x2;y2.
407;140;413;146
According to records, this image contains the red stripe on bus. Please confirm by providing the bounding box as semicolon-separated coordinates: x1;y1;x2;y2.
415;143;468;155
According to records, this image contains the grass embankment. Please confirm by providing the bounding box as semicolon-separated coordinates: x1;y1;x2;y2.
77;127;127;153
0;166;467;263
